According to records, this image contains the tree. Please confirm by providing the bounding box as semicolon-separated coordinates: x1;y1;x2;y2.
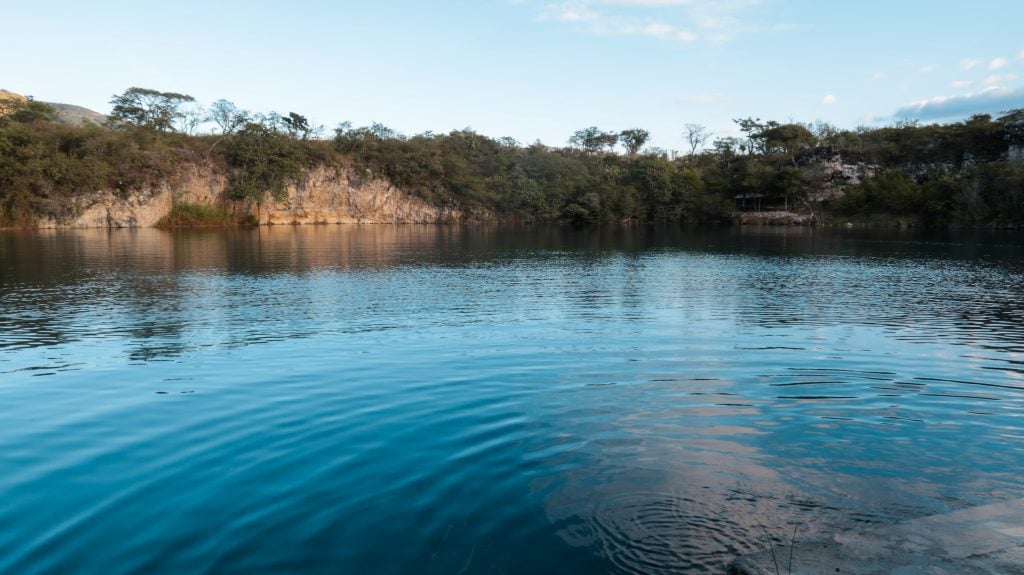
569;127;619;154
760;123;816;167
225;122;306;206
683;123;711;155
619;128;650;156
109;87;195;132
282;112;316;139
733;117;768;154
2;99;56;124
282;112;308;138
209;99;249;135
175;103;206;135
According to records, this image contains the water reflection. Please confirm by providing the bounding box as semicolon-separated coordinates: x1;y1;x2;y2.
1;225;1023;574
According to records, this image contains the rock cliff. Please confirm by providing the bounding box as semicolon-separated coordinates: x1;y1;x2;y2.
35;163;462;228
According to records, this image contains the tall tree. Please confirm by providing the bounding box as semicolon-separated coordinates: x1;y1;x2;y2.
209;99;250;135
683;123;711;155
760;123;816;167
109;87;195;132
570;127;619;154
281;112;315;139
620;128;650;156
733;117;769;154
176;103;206;135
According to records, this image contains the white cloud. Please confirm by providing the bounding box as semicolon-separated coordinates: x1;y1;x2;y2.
1018;49;1024;60
990;57;1008;70
637;22;698;41
983;73;1018;87
536;0;770;43
822;94;837;105
541;2;600;21
950;80;974;89
961;58;982;70
895;86;1024;121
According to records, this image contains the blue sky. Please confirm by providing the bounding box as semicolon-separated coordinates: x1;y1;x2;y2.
4;0;1023;150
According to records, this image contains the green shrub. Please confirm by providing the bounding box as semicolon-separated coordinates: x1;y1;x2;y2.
157;203;236;227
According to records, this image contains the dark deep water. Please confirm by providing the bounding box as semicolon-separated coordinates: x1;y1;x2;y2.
1;225;1023;574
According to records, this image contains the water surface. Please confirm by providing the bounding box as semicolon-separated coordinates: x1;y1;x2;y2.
2;226;1023;574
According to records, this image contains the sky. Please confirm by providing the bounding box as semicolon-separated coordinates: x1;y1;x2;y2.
3;0;1024;150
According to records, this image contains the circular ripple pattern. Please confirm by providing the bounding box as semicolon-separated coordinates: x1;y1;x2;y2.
587;493;750;574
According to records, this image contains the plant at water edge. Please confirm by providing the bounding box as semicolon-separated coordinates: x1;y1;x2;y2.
157;203;236;227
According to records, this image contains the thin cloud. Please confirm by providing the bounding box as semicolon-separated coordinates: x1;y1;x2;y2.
918;65;934;74
540;2;600;21
872;72;887;81
1019;49;1024;60
676;92;729;104
894;86;1024;121
822;94;837;105
983;74;1017;86
950;80;974;89
961;59;982;70
599;0;698;5
537;0;772;43
861;112;883;125
990;57;1008;70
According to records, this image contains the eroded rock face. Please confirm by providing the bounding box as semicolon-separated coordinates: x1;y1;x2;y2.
808;155;879;202
258;165;461;225
34;163;461;228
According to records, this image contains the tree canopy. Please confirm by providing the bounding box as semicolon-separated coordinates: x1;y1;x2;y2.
109;87;196;132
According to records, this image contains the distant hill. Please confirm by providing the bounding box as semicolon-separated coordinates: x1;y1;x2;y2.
47;102;108;125
0;89;27;114
0;89;27;103
0;89;108;125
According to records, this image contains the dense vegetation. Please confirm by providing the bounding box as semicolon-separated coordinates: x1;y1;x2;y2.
156;203;241;227
1;87;1022;227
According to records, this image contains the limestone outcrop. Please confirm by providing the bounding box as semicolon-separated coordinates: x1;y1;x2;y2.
34;163;462;228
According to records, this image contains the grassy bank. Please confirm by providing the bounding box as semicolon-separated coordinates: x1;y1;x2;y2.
156;203;246;228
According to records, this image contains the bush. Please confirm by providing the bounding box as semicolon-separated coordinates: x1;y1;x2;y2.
157;203;236;227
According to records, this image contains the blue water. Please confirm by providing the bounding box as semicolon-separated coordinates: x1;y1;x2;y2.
2;225;1023;574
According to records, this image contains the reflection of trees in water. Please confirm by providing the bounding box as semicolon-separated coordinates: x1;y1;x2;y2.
3;226;1023;362
728;250;1024;351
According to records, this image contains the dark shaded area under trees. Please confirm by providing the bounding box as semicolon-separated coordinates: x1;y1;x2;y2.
1;87;1022;228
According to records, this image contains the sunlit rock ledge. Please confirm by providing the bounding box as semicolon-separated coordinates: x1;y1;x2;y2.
34;163;464;228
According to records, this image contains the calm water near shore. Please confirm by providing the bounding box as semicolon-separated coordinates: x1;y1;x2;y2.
2;225;1023;574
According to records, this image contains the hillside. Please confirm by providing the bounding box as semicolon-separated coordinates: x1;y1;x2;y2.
0;86;1022;229
0;89;107;125
46;102;108;125
0;89;27;114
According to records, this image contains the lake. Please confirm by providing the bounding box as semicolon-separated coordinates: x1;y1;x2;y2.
1;225;1023;574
